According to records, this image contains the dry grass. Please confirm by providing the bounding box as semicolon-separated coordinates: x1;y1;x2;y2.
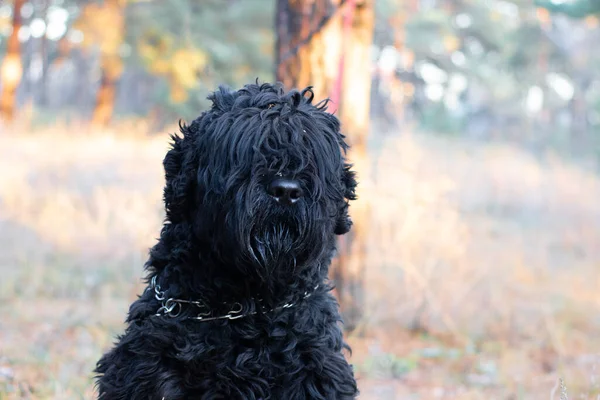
1;121;599;399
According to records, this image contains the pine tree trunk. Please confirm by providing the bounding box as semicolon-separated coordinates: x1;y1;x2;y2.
90;0;124;127
0;0;25;122
340;0;373;151
91;59;118;127
37;0;50;107
275;0;343;102
335;0;374;333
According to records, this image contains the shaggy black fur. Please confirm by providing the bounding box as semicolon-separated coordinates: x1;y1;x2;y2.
95;82;359;400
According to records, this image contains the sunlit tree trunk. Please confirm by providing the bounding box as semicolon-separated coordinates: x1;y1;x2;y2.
334;0;374;333
0;0;25;122
388;0;417;123
92;58;119;127
37;0;50;106
89;0;125;127
340;0;373;152
275;0;342;102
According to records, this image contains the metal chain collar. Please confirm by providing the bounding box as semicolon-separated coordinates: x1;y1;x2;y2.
148;276;318;322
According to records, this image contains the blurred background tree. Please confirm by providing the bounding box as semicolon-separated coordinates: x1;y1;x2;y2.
75;0;125;126
0;0;24;122
275;0;343;102
0;0;274;126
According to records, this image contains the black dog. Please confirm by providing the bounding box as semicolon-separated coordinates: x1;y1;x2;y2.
95;82;359;399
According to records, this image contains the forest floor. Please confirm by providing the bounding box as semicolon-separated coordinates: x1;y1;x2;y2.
1;122;599;399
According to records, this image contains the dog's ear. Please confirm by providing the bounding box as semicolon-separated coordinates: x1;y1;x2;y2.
334;163;357;235
341;163;357;202
163;122;195;223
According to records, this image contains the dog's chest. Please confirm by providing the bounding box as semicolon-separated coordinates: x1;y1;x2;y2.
168;315;341;398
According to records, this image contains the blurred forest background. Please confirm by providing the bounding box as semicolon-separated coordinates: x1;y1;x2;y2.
1;0;599;149
1;0;600;399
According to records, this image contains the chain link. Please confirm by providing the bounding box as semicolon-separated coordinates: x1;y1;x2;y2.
148;275;318;322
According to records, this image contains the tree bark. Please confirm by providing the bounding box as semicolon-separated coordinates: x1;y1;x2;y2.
89;0;124;127
340;0;373;151
91;61;118;127
0;0;25;122
334;0;374;333
275;0;343;102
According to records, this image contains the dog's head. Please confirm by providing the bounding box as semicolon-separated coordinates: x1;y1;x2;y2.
159;82;356;291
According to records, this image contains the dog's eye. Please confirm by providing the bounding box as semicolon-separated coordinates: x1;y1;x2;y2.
267;103;276;109
257;172;282;178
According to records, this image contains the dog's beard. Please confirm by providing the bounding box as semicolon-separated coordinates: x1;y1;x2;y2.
249;223;300;278
238;202;327;281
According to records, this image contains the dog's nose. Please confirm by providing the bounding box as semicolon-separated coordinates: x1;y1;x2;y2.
267;178;303;205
